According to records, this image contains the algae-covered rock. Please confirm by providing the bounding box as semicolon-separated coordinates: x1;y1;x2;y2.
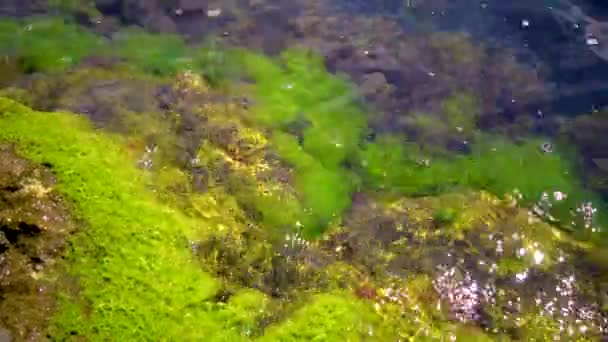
323;191;608;340
0;144;76;341
0;97;386;341
0;83;606;340
0;15;605;339
0;17;103;73
572;111;608;197
261;292;379;341
0;97;228;340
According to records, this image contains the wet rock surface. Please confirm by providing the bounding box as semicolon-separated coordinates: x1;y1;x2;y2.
332;192;608;339
0;144;76;341
289;1;547;135
193;188;608;339
0;1;607;339
572;110;608;197
0;0;47;17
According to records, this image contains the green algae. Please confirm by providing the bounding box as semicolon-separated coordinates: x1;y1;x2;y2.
237;50;367;236
359;133;574;197
357;132;608;231
109;28;192;76
219;289;270;338
0;15;603;233
272;131;356;236
0;98;244;340
261;292;379;341
0;97;393;340
0;17;232;80
235;46;606;233
441;92;480;133
240;49;365;167
191;40;241;86
0;17;103;73
228;174;305;234
433;207;459;225
2;14;608;341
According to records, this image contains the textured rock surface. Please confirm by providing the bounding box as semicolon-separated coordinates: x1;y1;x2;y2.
0;144;76;341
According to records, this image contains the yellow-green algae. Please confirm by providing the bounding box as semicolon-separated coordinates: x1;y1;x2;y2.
0;17;103;73
0;97;224;339
261;292;379;341
0;97;385;340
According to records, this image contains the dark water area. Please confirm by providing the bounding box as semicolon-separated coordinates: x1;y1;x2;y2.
338;0;608;116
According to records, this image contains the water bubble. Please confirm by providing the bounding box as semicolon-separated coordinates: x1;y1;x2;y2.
533;250;545;265
540;142;554;153
207;8;222;17
515;269;528;283
586;36;600;46
517;247;526;257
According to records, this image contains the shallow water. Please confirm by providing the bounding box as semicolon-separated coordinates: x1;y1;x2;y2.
0;0;607;341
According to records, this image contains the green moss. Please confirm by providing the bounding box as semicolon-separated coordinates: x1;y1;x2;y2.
0;17;103;72
109;28;192;76
260;292;379;341
220;289;270;337
272;131;356;237
191;39;241;86
236;50;368;236
357;132;608;231
361;134;580;197
0;17;238;80
433;207;458;225
358;134;411;190
241;49;365;167
0;98;249;340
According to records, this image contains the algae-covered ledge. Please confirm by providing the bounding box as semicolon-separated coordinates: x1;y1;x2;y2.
0;7;607;341
0;93;606;340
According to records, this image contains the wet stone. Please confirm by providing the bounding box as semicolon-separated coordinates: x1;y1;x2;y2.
359;72;391;97
0;144;76;339
177;0;208;13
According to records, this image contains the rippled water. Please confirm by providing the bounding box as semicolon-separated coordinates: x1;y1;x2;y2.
0;0;607;341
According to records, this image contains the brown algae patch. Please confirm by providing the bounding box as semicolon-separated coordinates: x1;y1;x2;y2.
0;144;77;341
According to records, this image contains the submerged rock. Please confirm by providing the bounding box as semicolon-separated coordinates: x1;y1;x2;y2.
0;0;48;17
572;111;608;196
322;191;608;339
0;144;76;341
